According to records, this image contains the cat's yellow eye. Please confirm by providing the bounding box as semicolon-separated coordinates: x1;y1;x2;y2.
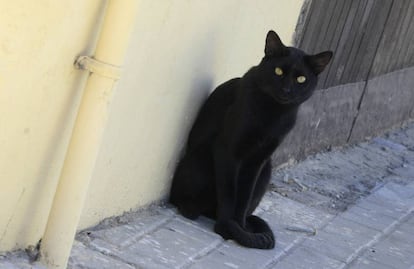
275;67;283;76
297;76;306;84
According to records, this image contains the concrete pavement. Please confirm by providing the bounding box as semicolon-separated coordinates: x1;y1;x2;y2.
1;122;414;269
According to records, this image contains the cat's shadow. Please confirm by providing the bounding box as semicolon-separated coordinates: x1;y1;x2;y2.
171;31;216;162
172;77;213;164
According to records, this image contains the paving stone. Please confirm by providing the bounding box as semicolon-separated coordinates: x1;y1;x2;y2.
167;215;221;238
406;214;414;225
364;192;412;221
217;240;284;268
189;250;254;269
357;142;404;168
356;199;407;219
374;182;414;204
268;259;298;269
387;182;414;200
87;211;172;248
0;259;46;269
362;248;413;269
375;231;414;256
385;123;414;147
271;188;335;213
87;224;141;248
0;261;32;269
340;204;397;231
112;227;217;268
273;146;380;196
271;246;345;269
165;218;222;244
383;174;414;186
349;257;392;269
322;216;380;248
261;192;334;228
0;261;23;269
259;196;333;251
68;241;134;269
372;137;408;152
88;238;120;255
0;252;47;269
260;213;306;250
389;162;414;179
350;214;414;269
300;230;358;263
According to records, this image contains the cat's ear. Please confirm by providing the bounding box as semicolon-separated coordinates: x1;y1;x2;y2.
305;51;333;75
265;30;287;57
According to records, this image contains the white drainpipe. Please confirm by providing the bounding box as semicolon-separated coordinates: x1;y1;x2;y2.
39;1;138;268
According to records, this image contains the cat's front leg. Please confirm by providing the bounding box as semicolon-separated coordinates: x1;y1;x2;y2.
234;159;264;228
213;145;240;222
212;143;245;243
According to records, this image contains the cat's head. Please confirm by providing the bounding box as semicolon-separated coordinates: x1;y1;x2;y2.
257;30;332;105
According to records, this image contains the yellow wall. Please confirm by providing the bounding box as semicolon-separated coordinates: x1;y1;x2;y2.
0;0;104;252
80;0;304;228
0;0;303;251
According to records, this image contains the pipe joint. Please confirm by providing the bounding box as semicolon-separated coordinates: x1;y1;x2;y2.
75;55;122;80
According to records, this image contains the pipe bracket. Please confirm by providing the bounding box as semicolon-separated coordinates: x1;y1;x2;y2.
75;56;122;80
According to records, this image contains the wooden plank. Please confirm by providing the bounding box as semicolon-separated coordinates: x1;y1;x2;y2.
295;0;314;47
324;0;364;87
387;0;412;72
352;0;393;81
319;0;353;89
298;1;321;51
313;0;344;90
299;0;327;52
297;0;413;87
402;1;414;66
358;0;396;80
408;27;414;65
313;0;338;52
321;0;348;49
307;0;335;53
370;0;409;77
339;0;375;84
396;0;414;68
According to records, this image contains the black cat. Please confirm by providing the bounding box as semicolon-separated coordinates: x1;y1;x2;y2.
170;30;332;249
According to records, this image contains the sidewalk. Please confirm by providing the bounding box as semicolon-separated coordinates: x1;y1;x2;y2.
1;122;414;269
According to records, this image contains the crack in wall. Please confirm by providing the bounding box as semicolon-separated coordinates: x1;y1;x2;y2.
0;188;26;244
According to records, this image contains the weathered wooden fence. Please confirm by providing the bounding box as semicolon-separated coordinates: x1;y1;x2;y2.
273;0;414;166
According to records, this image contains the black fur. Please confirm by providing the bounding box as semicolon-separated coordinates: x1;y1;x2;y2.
170;30;332;249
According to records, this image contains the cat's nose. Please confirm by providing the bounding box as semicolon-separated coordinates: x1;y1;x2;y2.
282;87;291;93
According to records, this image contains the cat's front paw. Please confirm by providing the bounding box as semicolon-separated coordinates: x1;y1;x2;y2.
177;205;200;220
214;220;232;240
257;232;275;249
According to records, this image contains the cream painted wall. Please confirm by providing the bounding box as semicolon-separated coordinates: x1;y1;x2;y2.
0;0;303;252
0;0;104;251
80;0;304;228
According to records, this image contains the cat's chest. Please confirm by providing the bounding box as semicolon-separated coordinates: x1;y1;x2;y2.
238;110;296;159
244;91;297;139
257;115;294;148
255;105;297;137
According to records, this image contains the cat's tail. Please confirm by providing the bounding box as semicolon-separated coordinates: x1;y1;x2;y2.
215;215;275;249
